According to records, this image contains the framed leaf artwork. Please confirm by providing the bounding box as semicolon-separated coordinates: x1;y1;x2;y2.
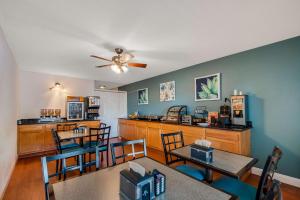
195;73;221;101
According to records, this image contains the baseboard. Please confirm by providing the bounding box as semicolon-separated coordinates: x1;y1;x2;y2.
251;167;300;188
0;154;18;200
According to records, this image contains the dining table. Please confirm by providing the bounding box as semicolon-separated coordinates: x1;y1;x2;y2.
52;157;236;200
170;145;258;182
57;128;99;146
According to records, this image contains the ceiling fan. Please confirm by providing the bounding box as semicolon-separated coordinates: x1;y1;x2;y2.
91;48;147;73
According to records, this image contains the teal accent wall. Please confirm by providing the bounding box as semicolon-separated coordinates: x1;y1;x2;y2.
119;37;300;178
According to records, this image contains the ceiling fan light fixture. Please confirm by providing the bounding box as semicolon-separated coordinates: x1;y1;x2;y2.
121;65;128;73
111;64;121;73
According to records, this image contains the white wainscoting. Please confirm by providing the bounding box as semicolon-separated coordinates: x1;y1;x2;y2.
252;167;300;188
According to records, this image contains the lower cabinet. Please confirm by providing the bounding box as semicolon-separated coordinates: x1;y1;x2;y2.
18;120;100;158
118;119;251;156
181;126;205;145
147;123;162;151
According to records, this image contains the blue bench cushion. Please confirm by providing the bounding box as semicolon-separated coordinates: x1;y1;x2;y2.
212;177;257;200
175;164;205;181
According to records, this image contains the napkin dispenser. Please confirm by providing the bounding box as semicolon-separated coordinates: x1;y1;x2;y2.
191;143;214;163
120;167;155;200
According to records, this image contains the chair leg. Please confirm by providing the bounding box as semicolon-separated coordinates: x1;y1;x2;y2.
106;151;109;167
89;153;91;170
59;160;62;180
55;160;59;174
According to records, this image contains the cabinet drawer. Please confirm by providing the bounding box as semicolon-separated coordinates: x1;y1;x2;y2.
19;125;43;132
205;129;239;141
206;137;239;154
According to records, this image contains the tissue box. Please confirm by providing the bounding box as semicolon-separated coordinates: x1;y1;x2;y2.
190;144;214;163
120;169;155;200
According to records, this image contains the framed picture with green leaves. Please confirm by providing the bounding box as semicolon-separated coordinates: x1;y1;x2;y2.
195;73;221;101
138;88;149;105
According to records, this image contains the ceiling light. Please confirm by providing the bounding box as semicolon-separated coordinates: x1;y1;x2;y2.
111;64;121;74
121;66;128;72
49;82;64;90
99;85;106;89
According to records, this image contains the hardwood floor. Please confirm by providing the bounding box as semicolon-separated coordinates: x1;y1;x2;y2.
3;138;300;200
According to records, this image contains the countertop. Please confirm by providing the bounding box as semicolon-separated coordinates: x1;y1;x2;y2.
17;118;100;125
119;118;251;131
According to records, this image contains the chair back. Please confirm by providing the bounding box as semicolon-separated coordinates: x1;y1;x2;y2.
86;126;111;147
100;122;107;128
57;123;77;132
51;129;62;152
256;146;283;200
110;139;147;166
161;131;185;165
41;147;100;200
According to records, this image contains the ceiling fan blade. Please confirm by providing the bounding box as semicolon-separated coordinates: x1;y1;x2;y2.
127;63;147;68
96;64;111;68
90;55;112;62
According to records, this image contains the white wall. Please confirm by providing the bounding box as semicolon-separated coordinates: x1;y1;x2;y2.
0;27;18;198
19;70;127;137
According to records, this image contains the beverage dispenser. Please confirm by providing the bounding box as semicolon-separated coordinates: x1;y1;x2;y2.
230;95;248;126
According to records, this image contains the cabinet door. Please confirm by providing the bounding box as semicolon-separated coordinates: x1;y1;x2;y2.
126;124;137;140
119;122;128;139
136;124;147;140
161;124;181;135
147;126;162;150
44;124;57;151
181;126;205;145
119;120;136;140
18;125;44;154
205;129;240;154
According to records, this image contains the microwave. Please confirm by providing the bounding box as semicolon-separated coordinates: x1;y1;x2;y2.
66;102;84;121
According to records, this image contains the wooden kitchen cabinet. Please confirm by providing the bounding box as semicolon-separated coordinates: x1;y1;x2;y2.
18;120;100;158
205;128;251;156
18;125;44;155
118;119;251;156
135;121;147;140
119;120;136;140
181;126;205;145
147;123;162;150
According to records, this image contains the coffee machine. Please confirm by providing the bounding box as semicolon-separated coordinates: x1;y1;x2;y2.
219;98;231;127
231;95;248;126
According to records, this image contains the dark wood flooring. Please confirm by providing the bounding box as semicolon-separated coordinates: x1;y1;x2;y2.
3;138;300;200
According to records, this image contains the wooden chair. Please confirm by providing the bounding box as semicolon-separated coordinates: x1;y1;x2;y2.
212;146;283;200
161;131;206;181
110;139;147;166
83;126;111;167
41;147;101;200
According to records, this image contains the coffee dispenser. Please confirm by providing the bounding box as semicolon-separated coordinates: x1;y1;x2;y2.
219;98;231;127
231;95;248;126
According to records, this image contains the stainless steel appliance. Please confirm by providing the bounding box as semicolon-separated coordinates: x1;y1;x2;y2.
85;96;100;120
219;98;231;127
66;96;85;121
181;115;192;125
231;95;248;126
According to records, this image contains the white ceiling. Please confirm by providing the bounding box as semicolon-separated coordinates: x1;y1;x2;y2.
0;0;299;87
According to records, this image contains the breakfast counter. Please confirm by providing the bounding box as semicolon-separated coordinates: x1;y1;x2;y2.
17;119;100;158
118;118;251;156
